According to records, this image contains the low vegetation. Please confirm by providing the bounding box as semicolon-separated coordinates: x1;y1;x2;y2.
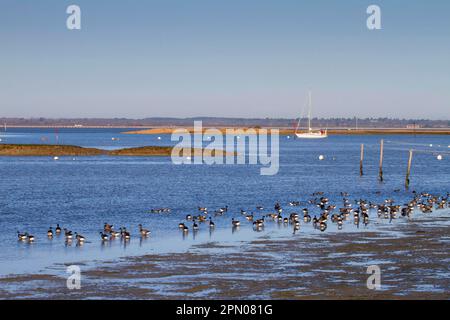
0;144;232;157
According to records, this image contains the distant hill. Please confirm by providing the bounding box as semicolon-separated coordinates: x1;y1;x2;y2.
0;117;448;128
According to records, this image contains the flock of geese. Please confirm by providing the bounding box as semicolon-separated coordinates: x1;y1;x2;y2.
17;223;151;245
178;192;449;234
16;191;449;244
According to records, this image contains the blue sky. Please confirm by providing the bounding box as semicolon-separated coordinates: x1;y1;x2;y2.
1;0;449;119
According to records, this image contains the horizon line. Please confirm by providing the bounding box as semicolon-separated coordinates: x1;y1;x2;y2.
1;116;449;121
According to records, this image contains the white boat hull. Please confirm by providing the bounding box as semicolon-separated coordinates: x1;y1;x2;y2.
295;132;328;139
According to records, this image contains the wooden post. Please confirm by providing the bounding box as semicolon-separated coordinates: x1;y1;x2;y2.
360;144;364;176
405;149;413;188
379;139;384;181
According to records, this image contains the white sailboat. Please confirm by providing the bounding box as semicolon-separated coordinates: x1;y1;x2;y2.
295;91;328;139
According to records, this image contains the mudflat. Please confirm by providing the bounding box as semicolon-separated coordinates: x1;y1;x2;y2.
1;215;448;299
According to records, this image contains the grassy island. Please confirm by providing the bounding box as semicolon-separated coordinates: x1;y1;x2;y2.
0;144;233;157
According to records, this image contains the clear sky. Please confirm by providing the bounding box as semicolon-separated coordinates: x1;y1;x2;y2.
1;0;449;119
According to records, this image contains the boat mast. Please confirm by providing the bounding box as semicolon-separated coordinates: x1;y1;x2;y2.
294;117;301;134
295;94;307;134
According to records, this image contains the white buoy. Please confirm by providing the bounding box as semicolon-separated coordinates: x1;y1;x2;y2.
157;136;162;140
429;144;433;147
186;156;191;160
287;136;290;139
437;155;443;160
319;155;325;161
53;156;59;161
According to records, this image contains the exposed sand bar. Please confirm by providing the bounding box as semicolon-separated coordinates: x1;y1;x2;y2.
0;144;233;157
123;127;450;135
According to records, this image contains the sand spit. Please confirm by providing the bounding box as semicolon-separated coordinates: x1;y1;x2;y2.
1;216;448;299
123;127;450;136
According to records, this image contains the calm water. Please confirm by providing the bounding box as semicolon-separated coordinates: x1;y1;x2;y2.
0;128;448;276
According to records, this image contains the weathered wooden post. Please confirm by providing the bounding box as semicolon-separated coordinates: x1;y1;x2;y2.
379;139;384;181
405;149;413;188
360;144;364;176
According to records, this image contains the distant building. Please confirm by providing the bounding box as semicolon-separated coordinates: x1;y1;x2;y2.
406;124;422;129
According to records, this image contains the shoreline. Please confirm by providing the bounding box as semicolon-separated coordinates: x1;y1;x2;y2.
0;214;448;299
1;126;449;135
122;127;450;136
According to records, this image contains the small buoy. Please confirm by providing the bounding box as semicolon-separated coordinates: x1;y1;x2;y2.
429;144;433;147
287;136;290;139
157;136;162;140
186;156;191;160
437;155;443;160
53;156;59;161
319;155;325;161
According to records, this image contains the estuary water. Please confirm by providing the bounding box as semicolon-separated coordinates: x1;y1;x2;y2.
0;128;448;276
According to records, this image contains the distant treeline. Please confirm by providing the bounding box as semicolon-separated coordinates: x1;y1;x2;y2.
0;117;449;128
